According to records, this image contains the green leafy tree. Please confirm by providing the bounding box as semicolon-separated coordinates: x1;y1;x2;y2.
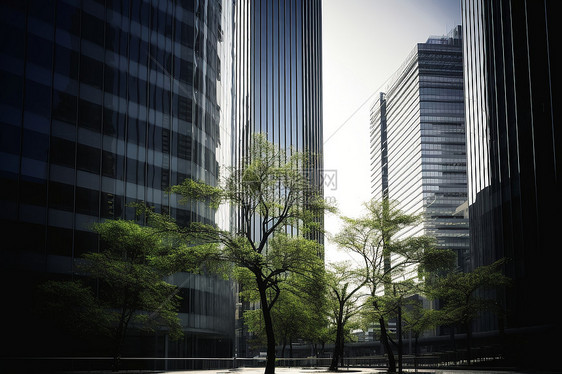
170;134;333;374
326;262;365;371
430;259;510;364
38;220;191;372
334;198;455;373
242;269;326;358
400;297;438;357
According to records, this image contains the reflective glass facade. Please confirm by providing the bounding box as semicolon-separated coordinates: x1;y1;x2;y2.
231;0;323;357
462;0;561;353
370;27;469;269
232;0;324;242
0;0;235;358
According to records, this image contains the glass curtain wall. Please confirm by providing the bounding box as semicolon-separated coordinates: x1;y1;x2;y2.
371;27;468;270
0;0;235;359
462;0;560;346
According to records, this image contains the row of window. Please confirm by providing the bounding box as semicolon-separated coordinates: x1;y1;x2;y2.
1;177;211;226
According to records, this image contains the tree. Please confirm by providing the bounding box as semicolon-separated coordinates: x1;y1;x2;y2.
430;259;510;364
242;269;326;358
38;219;191;372
170;134;333;374
326;262;365;371
334;198;454;373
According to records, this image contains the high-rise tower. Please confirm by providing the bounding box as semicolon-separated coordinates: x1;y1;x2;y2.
231;0;324;357
370;26;469;269
0;0;235;360
462;0;560;365
232;0;324;239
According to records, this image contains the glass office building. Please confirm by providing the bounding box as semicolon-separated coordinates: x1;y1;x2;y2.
231;0;324;357
370;26;469;269
0;0;235;359
462;0;560;364
232;0;324;239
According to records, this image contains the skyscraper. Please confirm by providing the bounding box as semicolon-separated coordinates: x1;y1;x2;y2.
370;26;469;269
0;0;235;360
231;0;324;356
462;0;560;365
233;0;323;234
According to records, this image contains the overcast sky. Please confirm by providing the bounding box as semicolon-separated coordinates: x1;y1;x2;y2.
322;0;462;264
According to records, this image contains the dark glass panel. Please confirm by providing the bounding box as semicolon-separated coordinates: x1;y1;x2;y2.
0;71;23;109
75;186;99;216
176;94;192;122
103;67;127;97
104;24;119;52
128;75;138;103
74;229;98;257
50;137;75;167
0;8;26;59
48;181;74;211
147;123;162;152
7;221;46;252
147;164;162;189
25;81;51;117
79;54;103;88
179;0;195;12
56;1;81;35
0;124;21;155
101;150;124;179
102;107;125;139
0;177;18;207
46;226;73;256
78;99;101;132
28;0;55;23
20;178;47;206
54;45;79;80
76;143;100;173
22;130;49;161
101;192;123;219
126;158;137;183
52;90;77;124
127;118;146;145
26;34;53;69
81;12;104;46
129;35;140;62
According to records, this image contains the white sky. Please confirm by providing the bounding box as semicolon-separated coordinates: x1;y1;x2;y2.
322;0;462;264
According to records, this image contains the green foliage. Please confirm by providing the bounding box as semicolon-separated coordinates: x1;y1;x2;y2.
37;219;191;366
37;280;110;336
242;267;328;353
325;262;366;370
170;134;333;372
171;179;223;209
334;197;456;373
430;258;511;326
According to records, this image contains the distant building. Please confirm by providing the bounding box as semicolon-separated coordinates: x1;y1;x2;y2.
0;0;235;360
462;0;561;366
370;26;469;270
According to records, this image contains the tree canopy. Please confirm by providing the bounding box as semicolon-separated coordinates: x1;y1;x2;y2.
170;134;334;374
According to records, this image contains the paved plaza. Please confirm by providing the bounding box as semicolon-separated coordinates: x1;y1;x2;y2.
162;367;559;374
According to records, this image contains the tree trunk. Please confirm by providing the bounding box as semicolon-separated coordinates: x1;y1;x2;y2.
258;284;276;374
112;330;125;372
379;316;396;373
329;305;345;371
112;311;130;372
329;324;343;371
465;320;472;365
397;306;403;374
289;340;293;359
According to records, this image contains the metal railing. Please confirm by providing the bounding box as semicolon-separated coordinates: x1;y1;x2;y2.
1;349;506;373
